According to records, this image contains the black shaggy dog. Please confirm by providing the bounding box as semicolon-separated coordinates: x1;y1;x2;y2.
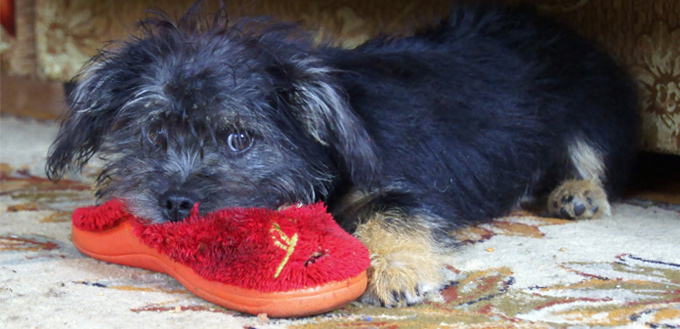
46;3;639;307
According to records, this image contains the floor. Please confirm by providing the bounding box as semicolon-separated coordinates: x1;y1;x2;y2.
1;115;679;329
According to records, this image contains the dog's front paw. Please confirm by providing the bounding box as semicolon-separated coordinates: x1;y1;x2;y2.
354;213;445;307
548;179;610;220
360;250;442;307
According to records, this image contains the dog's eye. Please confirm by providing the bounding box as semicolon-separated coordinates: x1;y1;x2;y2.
147;127;167;149
227;131;253;152
152;133;167;149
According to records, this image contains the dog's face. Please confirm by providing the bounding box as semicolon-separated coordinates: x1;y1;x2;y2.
46;11;378;223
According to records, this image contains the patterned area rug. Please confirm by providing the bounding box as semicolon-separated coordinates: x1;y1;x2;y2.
1;116;679;329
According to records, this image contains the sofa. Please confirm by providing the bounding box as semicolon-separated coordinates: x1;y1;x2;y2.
1;0;679;155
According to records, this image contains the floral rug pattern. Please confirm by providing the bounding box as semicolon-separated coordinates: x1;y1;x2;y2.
1;117;679;328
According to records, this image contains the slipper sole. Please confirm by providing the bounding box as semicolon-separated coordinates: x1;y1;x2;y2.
72;219;368;317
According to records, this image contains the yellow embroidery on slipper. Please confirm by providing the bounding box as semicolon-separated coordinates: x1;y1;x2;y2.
270;222;298;279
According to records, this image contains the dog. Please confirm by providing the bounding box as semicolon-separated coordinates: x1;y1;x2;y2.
46;2;640;307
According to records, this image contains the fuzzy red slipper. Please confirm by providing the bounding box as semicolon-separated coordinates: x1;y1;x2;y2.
71;199;369;317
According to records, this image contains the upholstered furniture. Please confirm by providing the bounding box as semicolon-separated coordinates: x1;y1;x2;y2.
1;0;678;155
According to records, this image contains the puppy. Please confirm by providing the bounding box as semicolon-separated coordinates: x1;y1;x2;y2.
46;3;640;307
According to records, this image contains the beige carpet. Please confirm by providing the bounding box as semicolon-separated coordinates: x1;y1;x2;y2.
1;115;679;329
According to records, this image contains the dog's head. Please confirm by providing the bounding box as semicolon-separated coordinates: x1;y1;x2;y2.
46;6;378;222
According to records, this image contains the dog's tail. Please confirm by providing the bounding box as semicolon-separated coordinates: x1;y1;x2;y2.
421;2;555;48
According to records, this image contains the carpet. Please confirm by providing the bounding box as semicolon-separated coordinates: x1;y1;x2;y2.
1;115;679;329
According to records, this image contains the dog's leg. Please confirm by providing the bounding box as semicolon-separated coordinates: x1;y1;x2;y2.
548;139;611;220
353;209;445;307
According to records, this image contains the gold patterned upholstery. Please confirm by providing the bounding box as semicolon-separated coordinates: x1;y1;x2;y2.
1;0;678;155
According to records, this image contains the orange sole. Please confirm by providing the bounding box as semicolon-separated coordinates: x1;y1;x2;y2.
71;220;367;317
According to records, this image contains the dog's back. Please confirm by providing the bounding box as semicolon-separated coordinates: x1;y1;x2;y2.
325;5;639;227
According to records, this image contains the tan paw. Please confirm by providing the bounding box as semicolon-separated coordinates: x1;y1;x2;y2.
360;245;444;307
548;179;610;220
354;212;445;307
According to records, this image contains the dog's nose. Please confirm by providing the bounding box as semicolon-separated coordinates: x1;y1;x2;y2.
158;190;197;222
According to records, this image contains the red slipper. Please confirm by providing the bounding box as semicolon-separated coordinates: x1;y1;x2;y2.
71;199;369;317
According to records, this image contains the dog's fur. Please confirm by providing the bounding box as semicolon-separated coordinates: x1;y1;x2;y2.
46;3;640;307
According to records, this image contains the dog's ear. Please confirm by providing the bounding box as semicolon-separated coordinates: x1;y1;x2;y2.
275;56;380;186
46;60;122;180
